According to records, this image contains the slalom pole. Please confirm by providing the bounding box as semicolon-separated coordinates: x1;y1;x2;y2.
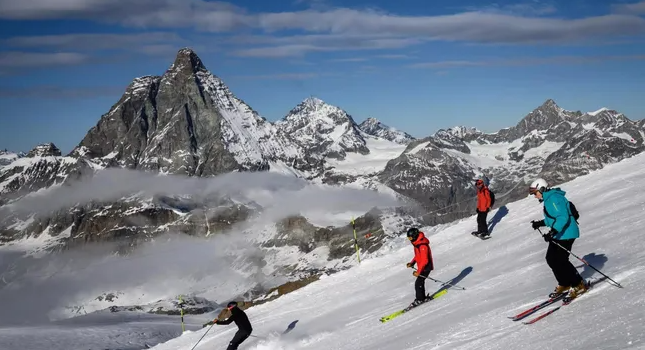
537;228;623;288
408;266;466;290
178;295;186;332
351;217;361;263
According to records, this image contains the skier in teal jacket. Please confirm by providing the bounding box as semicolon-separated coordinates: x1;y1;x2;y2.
529;178;588;301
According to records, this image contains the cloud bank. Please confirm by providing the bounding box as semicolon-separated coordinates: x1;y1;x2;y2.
0;230;271;326
1;0;645;60
0;168;404;325
4;168;402;219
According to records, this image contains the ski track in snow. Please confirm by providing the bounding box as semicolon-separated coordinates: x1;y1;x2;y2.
3;153;645;349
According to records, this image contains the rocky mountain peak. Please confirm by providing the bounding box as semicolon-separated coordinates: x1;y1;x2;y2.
439;126;481;138
541;98;558;109
302;96;325;108
70;48;310;175
157;48;212;90
514;98;571;135
26;143;61;157
285;97;355;124
168;47;207;74
358;117;415;144
276;97;368;159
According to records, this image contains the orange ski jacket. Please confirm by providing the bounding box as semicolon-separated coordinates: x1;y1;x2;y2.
409;232;434;274
477;186;492;212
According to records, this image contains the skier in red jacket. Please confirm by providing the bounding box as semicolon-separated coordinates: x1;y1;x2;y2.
473;178;492;237
406;227;434;306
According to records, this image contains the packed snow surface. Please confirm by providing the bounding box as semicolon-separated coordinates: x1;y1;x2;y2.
2;152;645;349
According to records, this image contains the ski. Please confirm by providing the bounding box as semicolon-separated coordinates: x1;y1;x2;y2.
507;292;568;321
522;281;592;325
379;289;448;323
522;305;562;324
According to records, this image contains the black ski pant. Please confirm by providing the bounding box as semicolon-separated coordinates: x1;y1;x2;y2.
545;239;583;287
415;264;433;301
476;210;488;233
227;329;251;350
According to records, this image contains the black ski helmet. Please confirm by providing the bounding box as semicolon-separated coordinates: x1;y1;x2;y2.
226;301;238;309
406;227;420;241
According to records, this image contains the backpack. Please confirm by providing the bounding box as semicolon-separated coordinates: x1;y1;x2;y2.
543;200;580;224
569;201;580;222
489;190;495;207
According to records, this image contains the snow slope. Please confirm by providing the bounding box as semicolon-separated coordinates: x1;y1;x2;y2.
2;152;644;349
325;136;407;176
147;153;645;350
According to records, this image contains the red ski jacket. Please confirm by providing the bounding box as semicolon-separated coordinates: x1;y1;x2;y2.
408;232;434;274
477;186;491;212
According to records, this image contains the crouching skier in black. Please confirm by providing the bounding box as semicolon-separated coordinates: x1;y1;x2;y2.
214;301;253;350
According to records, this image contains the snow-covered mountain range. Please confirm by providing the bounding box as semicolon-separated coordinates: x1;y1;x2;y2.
1;48;643;318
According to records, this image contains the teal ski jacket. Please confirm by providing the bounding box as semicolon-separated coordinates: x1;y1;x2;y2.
541;188;579;240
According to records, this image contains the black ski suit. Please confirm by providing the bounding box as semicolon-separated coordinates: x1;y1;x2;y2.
216;306;253;350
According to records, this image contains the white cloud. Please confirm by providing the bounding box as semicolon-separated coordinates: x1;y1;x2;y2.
612;1;645;15
0;52;89;68
1;1;643;48
3;32;184;51
409;54;645;68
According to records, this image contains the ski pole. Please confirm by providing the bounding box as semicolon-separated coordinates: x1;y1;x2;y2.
424;276;467;290
190;323;215;350
408;266;466;290
537;228;623;288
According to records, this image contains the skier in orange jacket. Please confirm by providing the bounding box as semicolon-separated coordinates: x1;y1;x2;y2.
473;178;492;237
406;227;434;306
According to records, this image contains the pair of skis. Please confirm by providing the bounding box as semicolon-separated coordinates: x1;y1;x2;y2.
508;281;591;324
379;289;448;323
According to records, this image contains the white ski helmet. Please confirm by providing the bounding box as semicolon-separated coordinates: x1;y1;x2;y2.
529;178;548;194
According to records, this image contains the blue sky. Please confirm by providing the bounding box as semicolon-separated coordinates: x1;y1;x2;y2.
0;0;644;153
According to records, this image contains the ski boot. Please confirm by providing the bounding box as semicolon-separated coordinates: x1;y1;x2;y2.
564;280;590;303
549;285;570;298
408;298;425;309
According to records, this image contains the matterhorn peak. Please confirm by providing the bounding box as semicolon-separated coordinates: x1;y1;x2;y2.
165;47;208;77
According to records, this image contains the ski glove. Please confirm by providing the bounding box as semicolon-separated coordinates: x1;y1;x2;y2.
531;220;545;230
406;262;414;268
413;271;420;277
543;228;557;242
